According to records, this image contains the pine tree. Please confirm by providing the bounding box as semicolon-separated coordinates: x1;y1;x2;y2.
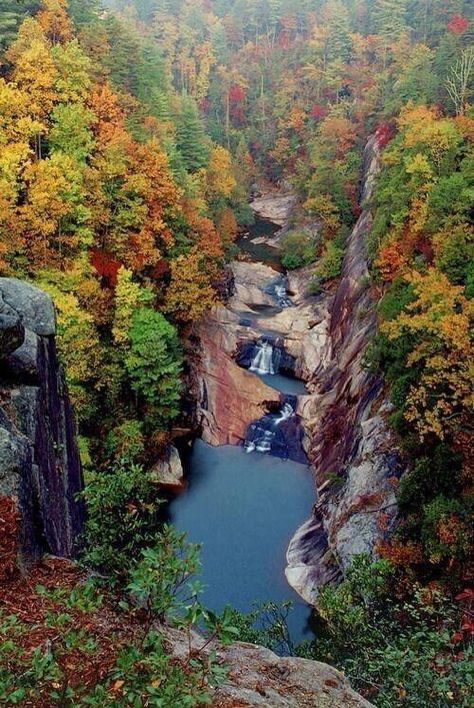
175;95;209;172
374;0;408;43
0;0;35;50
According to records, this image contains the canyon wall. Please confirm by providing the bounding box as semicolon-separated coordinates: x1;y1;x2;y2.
0;278;85;566
286;134;403;602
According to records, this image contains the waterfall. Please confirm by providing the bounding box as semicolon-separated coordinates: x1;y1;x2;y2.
249;339;281;375
266;275;292;308
244;399;306;463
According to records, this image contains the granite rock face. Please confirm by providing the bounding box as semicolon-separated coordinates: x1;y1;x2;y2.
165;626;374;708
0;278;85;565
286;135;404;599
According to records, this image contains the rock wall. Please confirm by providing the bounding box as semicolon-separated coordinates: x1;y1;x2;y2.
0;278;85;565
286;135;403;603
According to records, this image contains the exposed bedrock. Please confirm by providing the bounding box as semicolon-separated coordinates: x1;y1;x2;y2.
166;626;374;707
189;258;318;450
250;190;297;226
286;134;404;601
0;278;85;566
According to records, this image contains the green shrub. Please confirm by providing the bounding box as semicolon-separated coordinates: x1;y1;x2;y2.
377;279;415;321
280;230;316;269
81;462;163;578
298;555;473;708
315;239;344;281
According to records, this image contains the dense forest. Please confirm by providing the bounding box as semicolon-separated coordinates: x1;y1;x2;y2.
0;0;473;705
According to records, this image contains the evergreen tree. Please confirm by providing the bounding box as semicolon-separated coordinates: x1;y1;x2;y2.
67;0;100;29
0;0;37;50
374;0;408;42
103;14;142;94
125;307;183;428
175;95;209;172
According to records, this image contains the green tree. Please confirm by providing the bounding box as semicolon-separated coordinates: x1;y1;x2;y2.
125;307;183;428
48;103;95;162
176;95;209;172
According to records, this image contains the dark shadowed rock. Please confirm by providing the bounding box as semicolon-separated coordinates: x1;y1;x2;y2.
0;278;85;566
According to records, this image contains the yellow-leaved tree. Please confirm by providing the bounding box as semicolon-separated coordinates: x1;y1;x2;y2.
382;268;473;440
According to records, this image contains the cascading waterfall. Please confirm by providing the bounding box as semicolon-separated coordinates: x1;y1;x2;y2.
266;275;292;308
249;339;281;375
244;398;306;463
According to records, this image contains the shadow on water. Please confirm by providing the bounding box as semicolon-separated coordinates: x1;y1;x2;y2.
168;441;316;647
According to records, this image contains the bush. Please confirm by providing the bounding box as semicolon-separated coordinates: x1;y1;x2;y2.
315;239;344;281
82;462;163;579
298;555;473;707
280;230;316;269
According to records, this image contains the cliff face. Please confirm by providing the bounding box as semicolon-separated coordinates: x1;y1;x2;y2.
0;278;85;565
286;135;403;602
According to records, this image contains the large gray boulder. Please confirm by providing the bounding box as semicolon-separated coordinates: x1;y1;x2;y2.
0;278;85;565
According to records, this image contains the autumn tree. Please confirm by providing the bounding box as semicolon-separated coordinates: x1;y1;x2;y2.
382;269;473;440
37;0;73;45
164;250;217;325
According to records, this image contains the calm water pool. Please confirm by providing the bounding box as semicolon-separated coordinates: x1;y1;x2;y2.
169;441;315;645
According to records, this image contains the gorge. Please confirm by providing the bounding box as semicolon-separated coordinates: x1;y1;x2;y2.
169;132;399;639
1;0;471;703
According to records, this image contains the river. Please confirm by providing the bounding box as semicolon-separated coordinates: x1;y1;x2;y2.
169;214;315;646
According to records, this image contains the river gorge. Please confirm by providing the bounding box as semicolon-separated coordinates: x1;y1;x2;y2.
169;132;403;644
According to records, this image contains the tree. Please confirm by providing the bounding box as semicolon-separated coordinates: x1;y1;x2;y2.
49;103;95;162
112;266;145;346
446;47;474;116
125;307;183;427
0;0;33;50
19;152;92;269
176;95;209;172
382;268;473;440
6;17;57;142
164;250;216;324
36;0;73;44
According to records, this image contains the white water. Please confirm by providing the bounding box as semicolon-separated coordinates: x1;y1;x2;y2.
244;401;295;454
249;340;281;375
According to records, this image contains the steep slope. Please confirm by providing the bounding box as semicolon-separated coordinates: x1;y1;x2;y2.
0;279;85;565
286;134;403;601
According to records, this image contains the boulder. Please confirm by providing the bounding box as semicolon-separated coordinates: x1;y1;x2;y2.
165;626;374;707
151;445;185;491
250;193;297;226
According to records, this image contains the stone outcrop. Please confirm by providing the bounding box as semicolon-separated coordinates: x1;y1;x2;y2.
190;298;281;446
165;626;374;707
286;134;403;601
0;278;85;565
150;444;185;491
250;192;297;226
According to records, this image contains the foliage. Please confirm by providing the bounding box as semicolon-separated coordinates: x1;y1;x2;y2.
81;461;163;578
125;307;183;428
314;239;345;282
280;230;316;269
300;555;474;707
0;536;236;705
